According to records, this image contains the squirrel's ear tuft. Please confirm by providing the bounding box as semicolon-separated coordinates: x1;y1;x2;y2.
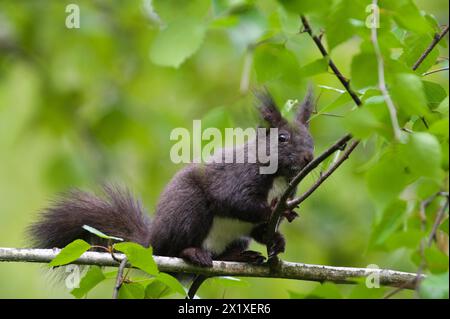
296;86;314;127
253;87;286;127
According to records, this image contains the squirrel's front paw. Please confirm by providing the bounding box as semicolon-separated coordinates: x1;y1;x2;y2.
180;247;213;267
238;250;266;264
268;232;286;259
282;210;299;223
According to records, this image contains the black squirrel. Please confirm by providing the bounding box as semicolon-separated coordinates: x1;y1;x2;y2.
28;89;314;267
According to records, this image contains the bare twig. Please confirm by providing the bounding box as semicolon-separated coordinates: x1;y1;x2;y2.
187;275;208;299
112;257;128;299
287;140;360;209
422;66;449;76
0;247;423;289
427;197;449;247
412;25;449;71
370;0;402;141
265;134;353;261
300;15;362;107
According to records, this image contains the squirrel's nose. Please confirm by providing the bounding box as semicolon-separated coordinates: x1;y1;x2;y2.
303;152;314;164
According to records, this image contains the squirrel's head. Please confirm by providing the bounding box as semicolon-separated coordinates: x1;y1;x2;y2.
255;88;314;178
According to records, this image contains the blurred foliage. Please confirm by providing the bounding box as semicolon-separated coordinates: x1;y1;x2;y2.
0;0;448;299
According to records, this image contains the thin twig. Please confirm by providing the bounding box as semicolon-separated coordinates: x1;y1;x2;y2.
187;275;208;299
287;141;360;209
0;247;423;289
412;25;449;71
265;134;353;261
422;66;449;76
370;0;402;141
112;257;128;299
300;15;362;107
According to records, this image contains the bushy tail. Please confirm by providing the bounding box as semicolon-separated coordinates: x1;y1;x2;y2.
27;185;152;249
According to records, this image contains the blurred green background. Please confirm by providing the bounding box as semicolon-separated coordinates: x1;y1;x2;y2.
0;0;448;298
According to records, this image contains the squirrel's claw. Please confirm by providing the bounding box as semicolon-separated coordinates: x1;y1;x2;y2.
268;232;286;259
283;210;299;223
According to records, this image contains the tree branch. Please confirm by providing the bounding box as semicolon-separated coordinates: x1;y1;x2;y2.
370;0;402;141
300;15;362;107
265;134;353;258
412;25;449;71
112;257;128;299
0;247;423;290
422;66;449;76
287;140;360;209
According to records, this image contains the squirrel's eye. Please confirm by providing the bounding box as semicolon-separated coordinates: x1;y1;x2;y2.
278;133;289;143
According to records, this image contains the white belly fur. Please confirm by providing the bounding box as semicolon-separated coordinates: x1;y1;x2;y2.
203;177;288;255
202;217;253;255
267;176;289;204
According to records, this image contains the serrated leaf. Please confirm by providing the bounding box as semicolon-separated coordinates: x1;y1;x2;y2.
145;280;175;299
149;18;207;68
49;239;91;267
82;225;123;242
399;132;442;180
390;73;429;117
119;282;145;299
114;242;158;276
155;272;186;296
422;81;447;109
71;266;105;298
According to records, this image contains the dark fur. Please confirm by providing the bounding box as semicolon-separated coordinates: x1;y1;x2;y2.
28;89;315;268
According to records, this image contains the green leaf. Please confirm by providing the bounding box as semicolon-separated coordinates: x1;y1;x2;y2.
366;150;412;210
114;242;158;276
119;282;145;299
299;58;329;77
82;225;123;242
343;107;382;139
419;272;449;299
317;92;353;115
326;0;365;50
149;18;207;68
422;81;447;109
435;96;449;115
385;229;425;251
351;53;378;89
387;0;434;34
71;266;106;298
347;283;387;299
402;34;440;74
424;247;449;274
398;132;442;180
369;200;407;248
49;239;91;267
155;272;186;296
306;282;343;299
278;0;331;14
145;280;175;299
253;44;301;85
390;73;429;117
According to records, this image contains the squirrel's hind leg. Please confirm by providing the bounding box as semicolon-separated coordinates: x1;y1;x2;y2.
180;247;213;267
